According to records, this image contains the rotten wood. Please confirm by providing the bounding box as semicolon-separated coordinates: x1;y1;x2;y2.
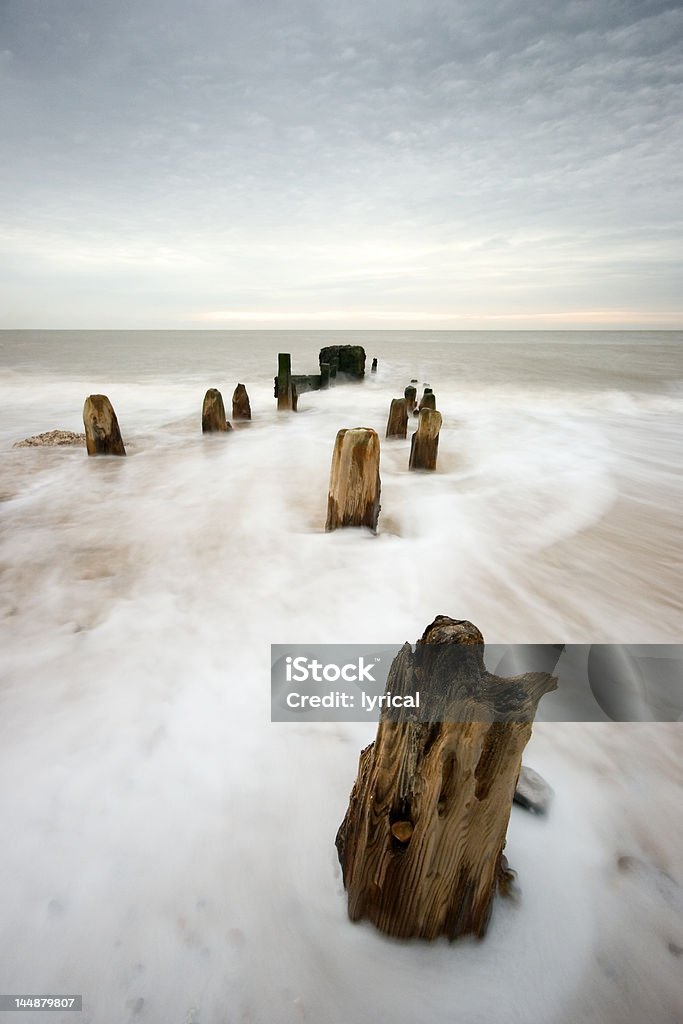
232;383;251;420
82;395;126;456
409;408;442;471
336;615;557;941
385;398;408;439
325;427;381;532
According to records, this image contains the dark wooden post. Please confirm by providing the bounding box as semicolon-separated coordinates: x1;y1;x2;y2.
419;388;436;411
82;395;126;456
336;616;557;941
202;388;232;433
409;408;441;470
232;383;251;420
325;428;381;532
386;398;408;439
276;353;296;411
371;357;378;373
404;385;417;412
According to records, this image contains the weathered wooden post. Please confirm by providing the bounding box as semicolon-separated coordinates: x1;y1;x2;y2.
325;428;381;532
385;398;408;439
371;357;378;373
232;383;251;421
409;408;441;470
276;353;297;411
82;395;126;456
336;616;557;940
404;385;417;412
419;388;436;411
202;388;232;433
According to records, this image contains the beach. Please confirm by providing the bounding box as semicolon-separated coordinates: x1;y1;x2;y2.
0;329;682;1022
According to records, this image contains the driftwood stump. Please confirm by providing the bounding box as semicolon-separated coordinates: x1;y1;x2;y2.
409;408;442;470
404;385;417;412
232;383;251;421
82;395;126;456
325;428;381;532
336;616;557;941
385;398;408;439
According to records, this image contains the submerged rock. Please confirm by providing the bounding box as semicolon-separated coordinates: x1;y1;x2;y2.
514;765;554;814
13;430;86;448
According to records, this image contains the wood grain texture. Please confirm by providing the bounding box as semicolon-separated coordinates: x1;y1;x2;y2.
409;408;442;471
385;398;409;439
232;383;251;420
336;616;557;940
201;388;231;433
82;395;126;456
325;427;381;532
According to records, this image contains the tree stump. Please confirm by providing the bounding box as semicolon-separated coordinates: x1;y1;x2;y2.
202;388;232;433
409;408;441;470
232;383;251;420
404;385;417;412
386;398;408;439
325;428;381;532
336;616;557;940
82;395;126;456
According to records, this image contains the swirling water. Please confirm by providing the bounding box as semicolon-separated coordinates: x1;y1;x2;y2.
0;330;681;1023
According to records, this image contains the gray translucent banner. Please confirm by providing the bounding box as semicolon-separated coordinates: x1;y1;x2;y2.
271;644;683;722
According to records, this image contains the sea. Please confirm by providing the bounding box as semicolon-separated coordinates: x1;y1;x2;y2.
0;330;681;1023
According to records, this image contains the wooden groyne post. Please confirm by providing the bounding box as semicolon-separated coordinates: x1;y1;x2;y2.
83;395;126;456
232;383;251;420
319;345;366;380
202;388;232;433
404;385;417;412
276;353;297;411
386;398;408;439
419;388;436;411
325;428;381;532
336;616;556;940
409;408;442;470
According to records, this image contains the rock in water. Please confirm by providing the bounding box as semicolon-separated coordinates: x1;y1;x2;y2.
13;430;85;448
82;395;126;456
385;398;408;439
202;389;232;433
325;427;381;532
318;345;366;380
409;408;442;471
513;766;554;814
232;383;251;421
335;616;557;940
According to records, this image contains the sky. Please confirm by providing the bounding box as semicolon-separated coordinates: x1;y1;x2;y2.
1;0;682;330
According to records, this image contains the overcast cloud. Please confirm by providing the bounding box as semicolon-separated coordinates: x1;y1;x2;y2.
1;0;681;328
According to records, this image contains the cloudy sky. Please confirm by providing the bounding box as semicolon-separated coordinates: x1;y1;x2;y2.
1;0;681;329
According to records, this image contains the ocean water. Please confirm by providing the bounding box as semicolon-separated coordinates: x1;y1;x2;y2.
0;330;681;1023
